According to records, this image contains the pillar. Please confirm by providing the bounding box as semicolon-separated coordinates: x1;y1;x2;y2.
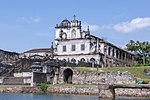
31;72;37;87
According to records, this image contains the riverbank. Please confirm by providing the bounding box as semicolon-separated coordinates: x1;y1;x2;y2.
0;85;150;98
0;85;42;93
0;85;98;95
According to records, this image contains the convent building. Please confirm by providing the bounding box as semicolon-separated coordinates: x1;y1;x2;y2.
53;17;134;68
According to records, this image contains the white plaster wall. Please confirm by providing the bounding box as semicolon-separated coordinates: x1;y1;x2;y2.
23;77;31;84
56;29;60;39
100;43;105;54
56;39;90;55
56;28;70;39
55;54;100;64
0;78;3;84
14;72;32;77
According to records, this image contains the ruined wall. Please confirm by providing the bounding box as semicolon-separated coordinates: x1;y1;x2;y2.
73;71;136;84
58;67;136;84
0;49;19;63
0;77;31;85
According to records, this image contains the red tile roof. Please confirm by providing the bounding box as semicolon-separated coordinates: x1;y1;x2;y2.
24;48;51;53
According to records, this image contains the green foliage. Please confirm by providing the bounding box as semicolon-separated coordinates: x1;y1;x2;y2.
48;84;96;87
39;84;49;93
74;67;98;72
126;40;150;64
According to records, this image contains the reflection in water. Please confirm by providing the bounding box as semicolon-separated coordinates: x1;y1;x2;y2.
0;93;150;100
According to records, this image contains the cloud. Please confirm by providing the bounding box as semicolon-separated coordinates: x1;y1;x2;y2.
113;17;150;33
16;17;41;24
30;17;41;23
81;17;150;34
82;22;113;33
82;22;100;32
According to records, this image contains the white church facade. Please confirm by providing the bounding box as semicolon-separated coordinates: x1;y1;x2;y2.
53;16;134;68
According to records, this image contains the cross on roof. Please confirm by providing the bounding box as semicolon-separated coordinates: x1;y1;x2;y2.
73;15;76;20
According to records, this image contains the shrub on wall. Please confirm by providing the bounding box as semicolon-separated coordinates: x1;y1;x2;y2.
39;84;49;93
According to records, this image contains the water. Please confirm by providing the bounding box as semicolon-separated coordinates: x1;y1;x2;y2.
0;93;150;100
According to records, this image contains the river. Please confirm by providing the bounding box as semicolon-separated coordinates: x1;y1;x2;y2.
0;93;150;100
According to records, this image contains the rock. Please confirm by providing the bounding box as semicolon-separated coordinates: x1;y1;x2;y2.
144;68;150;76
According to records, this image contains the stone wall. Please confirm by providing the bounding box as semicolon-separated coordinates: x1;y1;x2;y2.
47;86;98;95
0;85;150;97
0;87;42;93
0;77;31;85
144;68;150;76
58;67;136;84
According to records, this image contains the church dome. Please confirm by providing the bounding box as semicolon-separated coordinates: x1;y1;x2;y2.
59;18;70;27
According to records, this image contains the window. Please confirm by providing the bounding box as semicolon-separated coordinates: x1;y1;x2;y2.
120;52;122;59
123;53;125;60
71;45;76;51
112;49;115;57
108;47;111;56
81;44;85;51
71;58;76;63
90;58;96;63
63;45;66;52
116;50;119;58
80;58;86;62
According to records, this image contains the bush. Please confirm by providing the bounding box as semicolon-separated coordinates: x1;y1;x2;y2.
40;84;49;93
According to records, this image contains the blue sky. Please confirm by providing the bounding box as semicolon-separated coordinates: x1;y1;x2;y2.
0;0;150;53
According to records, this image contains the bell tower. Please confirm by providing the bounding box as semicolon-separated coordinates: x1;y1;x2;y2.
55;16;82;40
70;15;81;39
55;18;71;40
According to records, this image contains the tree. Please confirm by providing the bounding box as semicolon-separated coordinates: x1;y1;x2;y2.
126;40;150;65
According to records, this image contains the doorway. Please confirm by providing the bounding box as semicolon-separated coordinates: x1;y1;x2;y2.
63;68;73;84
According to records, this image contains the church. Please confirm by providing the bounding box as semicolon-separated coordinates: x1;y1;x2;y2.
53;16;134;68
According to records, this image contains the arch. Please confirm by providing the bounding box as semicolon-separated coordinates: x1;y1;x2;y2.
71;29;76;38
63;59;67;62
90;58;96;63
63;68;73;84
108;47;111;56
71;58;76;63
80;58;86;62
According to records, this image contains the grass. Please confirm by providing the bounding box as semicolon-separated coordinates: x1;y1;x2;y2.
47;84;96;87
74;67;102;72
102;66;150;82
0;85;30;87
74;66;150;82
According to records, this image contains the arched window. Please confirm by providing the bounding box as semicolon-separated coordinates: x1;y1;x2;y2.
116;50;119;58
71;29;76;38
90;58;96;63
80;58;86;62
108;47;111;56
63;59;67;62
112;49;115;57
71;58;76;63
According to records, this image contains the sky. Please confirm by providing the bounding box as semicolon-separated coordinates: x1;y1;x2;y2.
0;0;150;53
